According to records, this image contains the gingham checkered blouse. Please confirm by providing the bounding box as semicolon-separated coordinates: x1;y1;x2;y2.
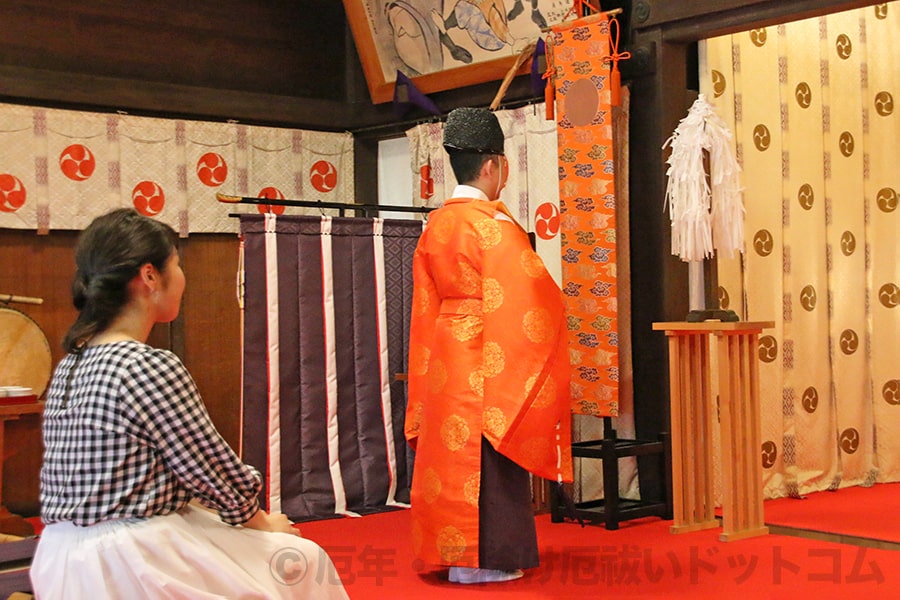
40;340;261;526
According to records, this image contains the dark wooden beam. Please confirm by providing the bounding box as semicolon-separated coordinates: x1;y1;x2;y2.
0;64;356;131
633;0;883;40
626;25;694;501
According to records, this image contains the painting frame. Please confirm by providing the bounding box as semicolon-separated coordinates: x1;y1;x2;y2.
342;0;564;104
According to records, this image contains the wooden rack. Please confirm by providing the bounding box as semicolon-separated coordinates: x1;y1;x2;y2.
218;193;433;218
653;321;773;542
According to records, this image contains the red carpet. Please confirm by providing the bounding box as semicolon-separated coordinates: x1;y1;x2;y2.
299;508;900;599
22;484;900;597
763;482;900;542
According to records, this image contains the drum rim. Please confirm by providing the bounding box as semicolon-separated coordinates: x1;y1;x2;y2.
0;305;52;399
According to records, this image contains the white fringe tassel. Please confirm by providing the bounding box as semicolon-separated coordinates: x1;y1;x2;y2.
663;94;745;262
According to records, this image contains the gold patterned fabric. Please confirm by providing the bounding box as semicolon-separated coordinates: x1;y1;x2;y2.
405;197;573;567
701;3;899;498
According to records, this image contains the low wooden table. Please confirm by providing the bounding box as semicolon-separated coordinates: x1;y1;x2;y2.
653;321;773;542
0;402;43;537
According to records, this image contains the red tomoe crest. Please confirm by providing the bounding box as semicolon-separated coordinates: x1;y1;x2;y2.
419;164;434;200
196;152;228;187
59;144;96;182
0;174;26;212
132;181;166;216
534;202;560;240
310;160;337;193
257;186;285;215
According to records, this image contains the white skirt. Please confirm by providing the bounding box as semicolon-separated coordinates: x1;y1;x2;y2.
30;506;350;600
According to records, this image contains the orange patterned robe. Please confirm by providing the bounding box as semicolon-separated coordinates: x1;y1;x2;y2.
405;195;573;567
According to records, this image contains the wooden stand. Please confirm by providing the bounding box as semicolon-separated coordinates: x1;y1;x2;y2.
550;418;672;530
652;321;773;542
0;402;43;537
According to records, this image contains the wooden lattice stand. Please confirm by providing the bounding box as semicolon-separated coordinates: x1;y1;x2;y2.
653;321;773;542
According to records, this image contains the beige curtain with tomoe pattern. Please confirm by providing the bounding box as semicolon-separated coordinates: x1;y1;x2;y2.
700;2;899;501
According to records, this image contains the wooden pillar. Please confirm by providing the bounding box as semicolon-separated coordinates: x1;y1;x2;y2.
626;27;692;503
715;326;770;541
663;328;717;533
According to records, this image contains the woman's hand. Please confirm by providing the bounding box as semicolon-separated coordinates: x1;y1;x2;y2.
242;508;302;537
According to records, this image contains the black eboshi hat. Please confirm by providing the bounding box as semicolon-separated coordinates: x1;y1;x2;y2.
442;107;505;155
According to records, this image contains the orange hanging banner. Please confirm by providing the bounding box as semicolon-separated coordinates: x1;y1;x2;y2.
549;13;619;417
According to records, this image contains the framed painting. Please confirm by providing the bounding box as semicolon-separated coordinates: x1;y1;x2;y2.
343;0;576;104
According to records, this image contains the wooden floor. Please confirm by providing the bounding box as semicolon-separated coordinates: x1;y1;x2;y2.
762;482;900;551
768;524;900;552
